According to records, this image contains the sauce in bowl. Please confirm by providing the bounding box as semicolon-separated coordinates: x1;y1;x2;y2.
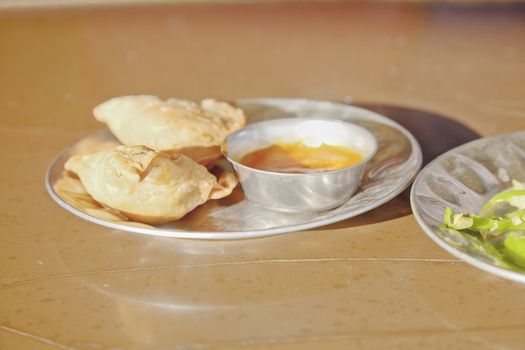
239;142;364;173
224;117;378;212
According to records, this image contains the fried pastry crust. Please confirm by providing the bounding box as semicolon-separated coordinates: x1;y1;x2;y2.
64;145;221;224
93;95;245;164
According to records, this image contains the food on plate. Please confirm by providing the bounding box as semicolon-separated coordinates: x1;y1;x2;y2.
239;141;364;173
53;95;243;226
63;145;237;224
93;95;245;165
443;180;525;268
53;171;131;223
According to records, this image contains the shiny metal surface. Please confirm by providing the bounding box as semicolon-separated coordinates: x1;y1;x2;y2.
224;118;377;213
46;98;422;239
411;131;525;283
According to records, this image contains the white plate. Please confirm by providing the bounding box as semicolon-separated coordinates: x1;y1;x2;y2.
411;130;525;283
46;98;422;240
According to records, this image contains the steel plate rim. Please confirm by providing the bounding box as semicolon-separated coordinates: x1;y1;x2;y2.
410;130;525;283
45;98;423;240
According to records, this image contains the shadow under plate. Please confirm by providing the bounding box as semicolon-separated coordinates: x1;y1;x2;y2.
319;103;480;230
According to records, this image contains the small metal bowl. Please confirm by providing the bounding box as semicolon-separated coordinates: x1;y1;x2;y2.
223;118;378;213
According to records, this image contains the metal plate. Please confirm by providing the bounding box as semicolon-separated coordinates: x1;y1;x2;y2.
411;131;525;283
46;98;422;239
